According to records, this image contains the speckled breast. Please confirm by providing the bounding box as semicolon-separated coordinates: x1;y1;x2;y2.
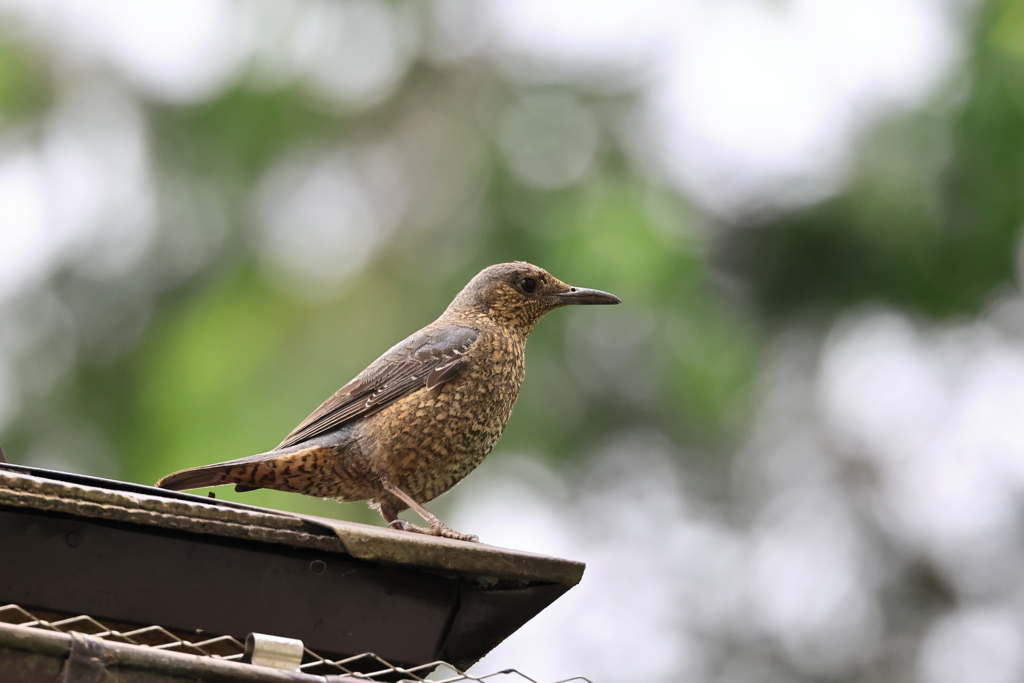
369;331;526;505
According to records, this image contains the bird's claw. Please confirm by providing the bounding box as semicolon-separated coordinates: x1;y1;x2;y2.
435;524;479;542
388;518;478;542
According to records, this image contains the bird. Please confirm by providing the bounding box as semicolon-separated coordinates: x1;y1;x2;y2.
156;262;620;542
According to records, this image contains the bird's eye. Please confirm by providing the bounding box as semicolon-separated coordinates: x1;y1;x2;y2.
519;277;537;293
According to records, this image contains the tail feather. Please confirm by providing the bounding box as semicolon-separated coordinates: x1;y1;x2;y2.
155;465;249;491
154;446;333;496
155;450;281;492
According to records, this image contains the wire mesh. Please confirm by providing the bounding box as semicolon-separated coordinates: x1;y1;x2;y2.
0;604;591;683
0;604;248;659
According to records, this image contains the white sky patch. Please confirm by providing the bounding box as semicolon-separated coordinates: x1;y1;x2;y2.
292;0;412;108
0;150;53;301
450;443;704;683
820;309;1024;597
2;0;246;103
252;147;389;297
0;85;153;302
44;84;156;279
918;607;1024;683
749;488;881;673
482;0;961;215
484;0;686;71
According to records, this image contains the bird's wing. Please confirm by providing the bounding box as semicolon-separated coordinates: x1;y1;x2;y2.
275;325;479;450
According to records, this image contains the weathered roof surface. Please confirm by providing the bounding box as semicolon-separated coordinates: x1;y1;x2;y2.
0;463;585;671
0;464;583;587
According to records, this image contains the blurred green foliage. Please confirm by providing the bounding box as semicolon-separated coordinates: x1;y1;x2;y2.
0;0;1020;528
0;40;50;121
727;0;1024;318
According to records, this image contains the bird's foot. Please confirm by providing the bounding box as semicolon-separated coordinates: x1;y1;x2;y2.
432;522;479;542
387;518;478;542
379;481;480;542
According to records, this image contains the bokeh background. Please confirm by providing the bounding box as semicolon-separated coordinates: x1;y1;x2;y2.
2;0;1024;681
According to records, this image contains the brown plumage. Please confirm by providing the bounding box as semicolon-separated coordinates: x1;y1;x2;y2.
156;262;620;541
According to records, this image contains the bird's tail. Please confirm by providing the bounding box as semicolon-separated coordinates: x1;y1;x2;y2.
155;447;328;494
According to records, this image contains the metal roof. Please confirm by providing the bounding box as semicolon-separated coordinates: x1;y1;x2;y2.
0;463;585;675
0;464;583;586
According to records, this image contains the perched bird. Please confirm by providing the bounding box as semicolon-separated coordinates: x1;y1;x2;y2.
156;262;620;541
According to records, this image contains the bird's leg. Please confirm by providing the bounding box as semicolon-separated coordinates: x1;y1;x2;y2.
378;503;408;530
380;481;479;542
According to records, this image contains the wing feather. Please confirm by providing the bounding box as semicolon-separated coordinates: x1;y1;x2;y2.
275;325;478;449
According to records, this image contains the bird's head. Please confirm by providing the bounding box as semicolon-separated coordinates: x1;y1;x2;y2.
444;261;620;330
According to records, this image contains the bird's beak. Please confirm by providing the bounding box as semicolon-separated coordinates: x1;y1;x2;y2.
554;286;622;306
